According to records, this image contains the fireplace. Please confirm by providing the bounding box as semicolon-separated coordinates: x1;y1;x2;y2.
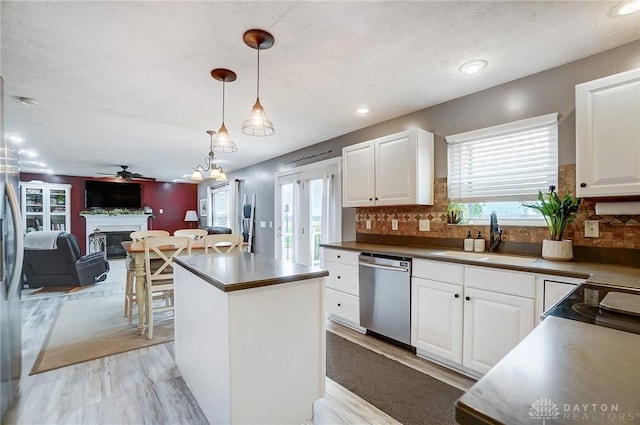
82;214;150;255
103;231;132;259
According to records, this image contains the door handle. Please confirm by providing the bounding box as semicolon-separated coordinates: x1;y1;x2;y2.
6;183;24;296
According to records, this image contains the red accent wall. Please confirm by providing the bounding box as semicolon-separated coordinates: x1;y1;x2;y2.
20;173;198;254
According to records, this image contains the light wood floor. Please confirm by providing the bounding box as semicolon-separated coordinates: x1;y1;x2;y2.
5;259;474;425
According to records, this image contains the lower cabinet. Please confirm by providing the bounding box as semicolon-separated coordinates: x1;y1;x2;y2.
411;277;463;363
321;247;362;330
325;288;360;324
411;259;536;376
461;287;534;375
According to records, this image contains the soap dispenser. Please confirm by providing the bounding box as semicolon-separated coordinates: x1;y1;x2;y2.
464;231;474;252
474;230;485;252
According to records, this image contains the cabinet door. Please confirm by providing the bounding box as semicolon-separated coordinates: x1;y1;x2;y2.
49;187;70;231
22;185;45;232
462;287;534;375
543;281;576;312
342;141;375;207
374;131;416;205
411;277;463;363
576;68;640;197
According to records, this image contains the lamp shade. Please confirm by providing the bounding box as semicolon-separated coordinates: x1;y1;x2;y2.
184;210;199;222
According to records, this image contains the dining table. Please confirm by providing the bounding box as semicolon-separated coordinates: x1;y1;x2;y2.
121;239;207;336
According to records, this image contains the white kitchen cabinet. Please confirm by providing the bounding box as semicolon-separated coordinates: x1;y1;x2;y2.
20;182;71;233
342;128;434;207
412;277;463;363
411;260;535;376
321;247;363;331
462;287;534;375
543;280;577;312
576;68;640;197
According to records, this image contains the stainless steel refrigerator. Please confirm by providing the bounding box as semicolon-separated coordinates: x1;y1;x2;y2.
0;76;23;419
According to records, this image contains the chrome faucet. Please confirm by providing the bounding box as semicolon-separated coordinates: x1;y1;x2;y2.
489;211;503;253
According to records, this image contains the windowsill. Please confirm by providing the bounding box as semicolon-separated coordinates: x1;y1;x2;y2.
449;219;547;227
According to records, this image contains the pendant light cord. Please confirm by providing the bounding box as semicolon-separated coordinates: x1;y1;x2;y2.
256;47;261;98
222;78;226;124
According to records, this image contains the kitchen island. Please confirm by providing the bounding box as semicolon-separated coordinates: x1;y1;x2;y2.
173;252;328;425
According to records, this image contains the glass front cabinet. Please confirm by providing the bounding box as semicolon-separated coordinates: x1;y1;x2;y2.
20;182;71;233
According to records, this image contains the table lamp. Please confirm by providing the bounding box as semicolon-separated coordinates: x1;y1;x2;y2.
184;210;199;229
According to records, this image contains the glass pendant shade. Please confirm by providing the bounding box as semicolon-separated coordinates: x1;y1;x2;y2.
190;170;204;181
242;98;275;136
212;122;238;153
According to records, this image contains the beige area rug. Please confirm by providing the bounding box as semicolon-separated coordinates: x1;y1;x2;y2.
31;294;174;374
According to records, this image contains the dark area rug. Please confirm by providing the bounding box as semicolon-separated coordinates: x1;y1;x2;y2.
326;331;463;425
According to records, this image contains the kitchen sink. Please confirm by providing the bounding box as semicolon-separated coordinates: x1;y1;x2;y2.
431;250;537;265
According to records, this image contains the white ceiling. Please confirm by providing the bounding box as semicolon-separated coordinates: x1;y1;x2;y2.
2;1;639;183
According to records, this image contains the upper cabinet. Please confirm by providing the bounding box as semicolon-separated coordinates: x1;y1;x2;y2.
342;128;434;207
21;181;72;233
576;68;640;197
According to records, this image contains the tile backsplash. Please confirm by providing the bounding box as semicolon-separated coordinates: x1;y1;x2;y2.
355;164;640;250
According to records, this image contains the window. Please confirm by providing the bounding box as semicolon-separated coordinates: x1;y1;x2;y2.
446;113;558;222
210;183;230;227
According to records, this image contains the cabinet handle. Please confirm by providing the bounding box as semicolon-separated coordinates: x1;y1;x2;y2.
337;275;341;279
580;182;587;188
337;255;341;259
454;294;459;298
369;198;373;201
465;296;471;301
337;303;341;307
375;197;379;200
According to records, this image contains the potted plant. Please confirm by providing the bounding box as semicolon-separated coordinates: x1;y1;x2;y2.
523;186;581;261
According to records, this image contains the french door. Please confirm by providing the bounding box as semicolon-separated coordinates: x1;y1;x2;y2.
275;158;341;266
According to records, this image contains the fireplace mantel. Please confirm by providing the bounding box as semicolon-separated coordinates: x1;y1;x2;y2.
81;214;150;249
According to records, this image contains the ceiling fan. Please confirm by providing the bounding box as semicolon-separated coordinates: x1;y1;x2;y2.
97;165;156;182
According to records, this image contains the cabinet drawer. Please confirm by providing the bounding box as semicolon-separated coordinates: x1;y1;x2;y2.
465;266;535;298
325;288;359;325
413;259;464;285
325;262;359;296
322;248;359;266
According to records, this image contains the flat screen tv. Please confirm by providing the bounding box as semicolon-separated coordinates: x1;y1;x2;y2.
85;180;142;209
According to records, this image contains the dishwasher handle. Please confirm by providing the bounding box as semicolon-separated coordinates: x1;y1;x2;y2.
359;262;409;272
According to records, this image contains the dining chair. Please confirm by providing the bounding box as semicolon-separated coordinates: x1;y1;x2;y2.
124;230;170;323
144;236;192;339
173;228;208;240
203;234;244;254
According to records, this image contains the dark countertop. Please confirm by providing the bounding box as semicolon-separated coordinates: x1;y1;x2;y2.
321;241;640;290
174;252;329;292
455;316;640;425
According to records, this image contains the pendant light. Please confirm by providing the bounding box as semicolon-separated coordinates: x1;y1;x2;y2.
241;29;275;136
190;130;229;181
211;68;238;153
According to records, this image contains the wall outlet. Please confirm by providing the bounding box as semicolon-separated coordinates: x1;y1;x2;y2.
584;220;599;238
391;219;398;231
260;221;267;228
159;208;164;214
365;219;371;230
419;219;430;232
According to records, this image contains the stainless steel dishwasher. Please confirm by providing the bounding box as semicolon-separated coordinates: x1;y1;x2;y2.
359;253;412;345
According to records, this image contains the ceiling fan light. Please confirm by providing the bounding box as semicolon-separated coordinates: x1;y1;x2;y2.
190;170;204;181
242;98;275;136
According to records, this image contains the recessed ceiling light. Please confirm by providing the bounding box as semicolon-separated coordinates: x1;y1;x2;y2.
356;107;370;114
18;97;39;106
459;59;488;75
610;0;640;16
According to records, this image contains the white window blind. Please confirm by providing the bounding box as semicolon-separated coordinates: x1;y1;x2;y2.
210;183;230;227
446;113;558;203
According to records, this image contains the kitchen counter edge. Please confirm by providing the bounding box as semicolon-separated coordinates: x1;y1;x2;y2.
321;241;640;290
174;253;329;292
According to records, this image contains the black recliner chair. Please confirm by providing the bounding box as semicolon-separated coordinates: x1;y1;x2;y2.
23;231;110;288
